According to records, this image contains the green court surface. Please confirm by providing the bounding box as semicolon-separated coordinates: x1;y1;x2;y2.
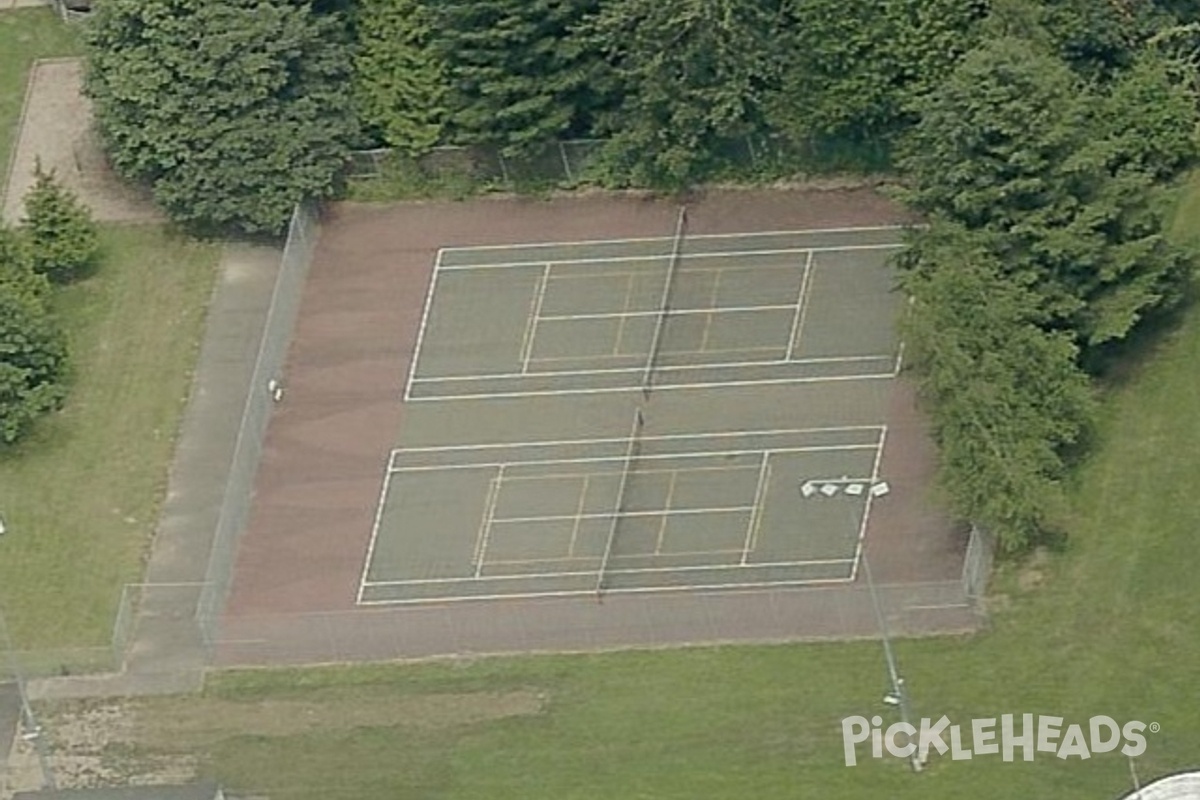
359;225;906;605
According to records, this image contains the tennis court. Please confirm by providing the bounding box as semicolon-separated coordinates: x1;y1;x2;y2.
357;215;907;605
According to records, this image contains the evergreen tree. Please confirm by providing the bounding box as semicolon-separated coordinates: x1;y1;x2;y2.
20;161;100;285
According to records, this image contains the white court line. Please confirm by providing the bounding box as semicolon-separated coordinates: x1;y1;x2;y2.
549;258;804;282
483;545;744;567
538;302;798;323
406;369;896;403
437;243;905;272
740;453;772;565
471;469;504;571
786;250;815;361
492;504;755;526
655;471;681;555
528;342;782;365
498;462;761;484
363;557;858;587
356;574;857;605
438;224;909;254
355;463;399;604
567;473;590;557
474;464;506;578
392;423;884;455
402;249;444;402
849;425;889;582
611;271;639;357
413;352;889;383
518;263;552;374
390;443;878;474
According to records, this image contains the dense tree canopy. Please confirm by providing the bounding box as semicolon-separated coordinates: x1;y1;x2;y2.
0;230;68;445
85;0;358;234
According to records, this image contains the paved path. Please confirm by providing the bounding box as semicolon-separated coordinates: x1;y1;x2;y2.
26;242;282;701
0;1;52;10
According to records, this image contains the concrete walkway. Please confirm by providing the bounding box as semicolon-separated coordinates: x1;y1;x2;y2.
26;242;282;701
0;1;52;10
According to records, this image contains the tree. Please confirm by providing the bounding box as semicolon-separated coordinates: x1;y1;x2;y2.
0;233;68;445
430;0;606;155
353;0;448;154
20;161;100;284
85;0;358;235
584;0;780;188
897;37;1195;348
899;223;1096;551
768;0;987;144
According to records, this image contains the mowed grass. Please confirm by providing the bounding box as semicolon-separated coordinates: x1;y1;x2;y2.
0;227;219;652
112;197;1200;797
0;8;81;183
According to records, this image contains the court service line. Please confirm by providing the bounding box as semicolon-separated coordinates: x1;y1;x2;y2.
438;224;908;254
538;302;799;323
481;545;746;567
362;556;859;587
406;369;896;402
355;464;399;605
849;425;889;582
390;443;879;474
517;263;552;374
527;342;785;365
392;423;884;455
498;462;761;484
474;464;506;578
548;258;804;282
785;250;816;361
492;503;755;527
437;243;905;272
413;352;890;383
401;249;445;402
740;452;772;565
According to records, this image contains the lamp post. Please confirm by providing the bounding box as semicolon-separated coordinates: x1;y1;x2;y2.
861;552;922;773
0;607;56;789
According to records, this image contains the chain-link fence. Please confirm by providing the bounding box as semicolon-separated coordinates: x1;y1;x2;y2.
194;201;320;648
962;523;994;601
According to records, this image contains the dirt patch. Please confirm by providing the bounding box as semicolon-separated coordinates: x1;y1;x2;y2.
3;688;544;793
1016;547;1054;592
2;58;162;225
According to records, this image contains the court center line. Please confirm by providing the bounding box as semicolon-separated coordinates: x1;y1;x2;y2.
483;545;745;567
655;472;679;555
528;342;782;365
786;250;816;362
471;470;504;572
474;464;506;578
567;474;590;558
361;556;859;588
549;259;806;282
415;351;890;383
741;452;772;566
406;370;896;403
539;301;798;323
436;243;904;272
518;263;552;375
391;423;883;455
438;224;909;255
611;271;639;358
402;248;445;402
499;463;761;484
355;463;398;604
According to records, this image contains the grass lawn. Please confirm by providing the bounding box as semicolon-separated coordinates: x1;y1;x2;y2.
84;195;1200;798
0;226;219;656
0;8;82;186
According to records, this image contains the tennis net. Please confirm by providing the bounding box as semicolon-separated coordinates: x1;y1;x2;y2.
642;206;688;399
595;407;645;597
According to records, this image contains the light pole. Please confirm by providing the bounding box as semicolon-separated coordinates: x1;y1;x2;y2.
861;552;922;773
0;607;56;790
